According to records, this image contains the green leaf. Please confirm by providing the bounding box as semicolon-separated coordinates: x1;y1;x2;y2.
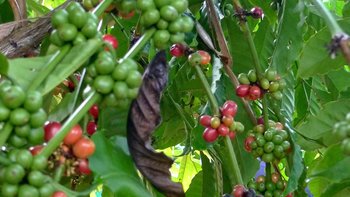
284;131;305;195
153;117;186;149
153;94;187;149
296;99;350;146
27;0;50;16
48;93;77;122
298;19;350;78
223;19;254;74
184;152;222;197
98;107;129;137
310;144;350;182
254;19;275;70
0;52;8;75
271;0;305;74
90;133;152;196
185;171;203;197
0;1;14;23
343;1;350;17
176;154;201;191
7;56;51;89
327;68;350;92
321;180;350;197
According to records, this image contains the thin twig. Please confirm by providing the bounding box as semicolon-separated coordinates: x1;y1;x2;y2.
205;0;257;124
340;37;350;65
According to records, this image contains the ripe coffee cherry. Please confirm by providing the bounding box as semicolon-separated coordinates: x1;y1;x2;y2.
63;124;83;146
232;184;245;197
221;100;238;117
203;127;218;142
236;84;250;97
257;116;264;125
244;136;255;152
87;121;97;135
217;124;229;136
248;85;261;100
199;115;212;127
44;121;62;142
30;145;44;156
102;34;118;49
250;7;264;19
197;50;211;65
89;104;99;119
170;43;185;57
222;115;233;127
77;159;91;175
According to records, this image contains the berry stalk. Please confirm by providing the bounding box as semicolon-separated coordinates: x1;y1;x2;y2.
311;0;343;35
265;162;271;182
194;64;244;184
224;136;244;184
54;164;65;182
92;0;114;17
194;65;220;116
39;92;101;158
123;28;156;60
28;45;71;92
262;97;270;130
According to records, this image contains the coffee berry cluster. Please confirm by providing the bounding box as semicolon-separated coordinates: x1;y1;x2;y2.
236;68;286;101
246;174;292;197
333;113;350;155
85;49;142;108
138;0;193;48
0;80;47;148
50;2;99;47
244;120;291;163
199;100;244;143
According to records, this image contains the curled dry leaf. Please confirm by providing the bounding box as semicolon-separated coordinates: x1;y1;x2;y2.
127;51;184;197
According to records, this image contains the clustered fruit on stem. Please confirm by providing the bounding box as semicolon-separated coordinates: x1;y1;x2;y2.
244;174;292;197
0;80;47;147
244;120;291;163
236;68;286;101
50;2;99;47
222;4;264;21
43;121;95;177
170;43;212;66
199;100;245;143
137;0;193;49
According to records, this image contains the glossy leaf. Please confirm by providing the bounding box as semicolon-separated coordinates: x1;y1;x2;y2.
321;180;350;197
298;19;350;78
310;144;350;182
7;55;51;89
296;99;350;148
271;0;305;74
90;133;151;196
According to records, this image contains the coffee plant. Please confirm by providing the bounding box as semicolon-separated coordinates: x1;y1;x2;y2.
0;0;350;196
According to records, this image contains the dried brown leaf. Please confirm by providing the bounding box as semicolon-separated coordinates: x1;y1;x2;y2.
127;51;184;197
